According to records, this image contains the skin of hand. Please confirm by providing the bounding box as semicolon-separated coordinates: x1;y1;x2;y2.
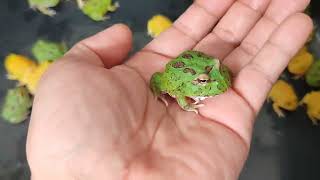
26;0;313;179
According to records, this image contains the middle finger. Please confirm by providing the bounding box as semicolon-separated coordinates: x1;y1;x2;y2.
195;0;271;59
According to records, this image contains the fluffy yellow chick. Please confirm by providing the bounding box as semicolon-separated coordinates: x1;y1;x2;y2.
25;61;52;94
300;91;320;125
288;46;314;78
268;80;298;117
4;54;37;84
147;14;172;38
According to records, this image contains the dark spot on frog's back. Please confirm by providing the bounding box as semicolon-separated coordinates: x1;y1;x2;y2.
183;68;196;75
182;53;193;59
172;61;185;68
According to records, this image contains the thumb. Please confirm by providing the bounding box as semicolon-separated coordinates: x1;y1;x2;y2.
67;24;133;68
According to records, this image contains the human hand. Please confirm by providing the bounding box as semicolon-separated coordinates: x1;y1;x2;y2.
26;0;312;179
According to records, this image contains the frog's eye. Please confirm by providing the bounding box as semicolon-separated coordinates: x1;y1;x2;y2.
198;74;210;81
172;61;185;68
192;74;212;85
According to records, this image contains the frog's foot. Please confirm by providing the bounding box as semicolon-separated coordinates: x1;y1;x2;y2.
176;96;204;114
108;1;120;12
192;98;200;105
298;100;304;106
183;104;205;114
6;74;16;80
15;82;24;87
159;96;169;107
308;113;319;125
76;0;85;8
100;16;110;21
272;103;285;117
292;75;303;80
37;7;56;16
153;93;169;107
91;15;110;21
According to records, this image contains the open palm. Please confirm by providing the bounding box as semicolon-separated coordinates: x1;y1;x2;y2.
27;0;312;179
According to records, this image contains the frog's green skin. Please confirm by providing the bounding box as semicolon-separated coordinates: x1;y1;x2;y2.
306;60;320;87
32;39;67;63
28;0;60;16
1;87;33;124
150;50;232;113
77;0;119;21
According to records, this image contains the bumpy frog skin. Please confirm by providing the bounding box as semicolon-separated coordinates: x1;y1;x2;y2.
306;60;320;88
28;0;60;16
77;0;119;21
25;61;52;94
288;46;314;79
4;54;37;82
268;80;298;117
32;39;67;63
300;91;320;125
150;50;232;113
1;87;33;124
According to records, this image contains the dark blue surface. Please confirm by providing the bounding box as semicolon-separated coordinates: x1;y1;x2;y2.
0;0;319;179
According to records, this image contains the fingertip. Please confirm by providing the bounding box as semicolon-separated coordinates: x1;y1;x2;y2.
293;12;313;25
110;23;133;45
114;23;133;36
284;12;314;38
271;13;313;56
76;23;133;68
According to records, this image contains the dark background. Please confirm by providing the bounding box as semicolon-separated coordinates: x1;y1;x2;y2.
0;0;319;179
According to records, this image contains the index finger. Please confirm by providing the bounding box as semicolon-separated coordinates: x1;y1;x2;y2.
143;0;235;57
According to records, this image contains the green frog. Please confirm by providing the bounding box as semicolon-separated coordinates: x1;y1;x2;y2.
306;60;320;88
150;50;232;113
32;39;67;63
1;86;33;124
76;0;119;21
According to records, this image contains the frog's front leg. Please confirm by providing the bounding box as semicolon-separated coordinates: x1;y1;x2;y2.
176;96;204;114
37;6;56;16
108;1;120;12
292;75;303;80
99;2;120;21
272;103;285;117
76;0;85;8
150;72;168;106
307;111;319;125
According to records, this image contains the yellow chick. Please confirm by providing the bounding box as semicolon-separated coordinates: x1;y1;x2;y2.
268;80;298;117
147;14;172;38
4;54;37;84
300;91;320;125
25;61;52;94
288;46;314;79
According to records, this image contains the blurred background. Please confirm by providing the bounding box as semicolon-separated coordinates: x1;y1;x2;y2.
0;0;319;179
